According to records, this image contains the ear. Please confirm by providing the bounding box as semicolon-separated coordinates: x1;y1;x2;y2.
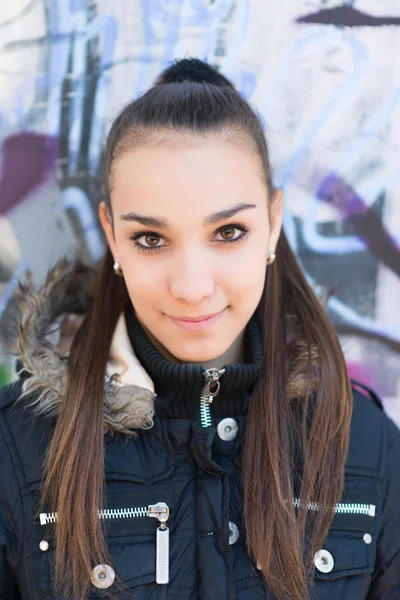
99;201;118;263
268;189;283;253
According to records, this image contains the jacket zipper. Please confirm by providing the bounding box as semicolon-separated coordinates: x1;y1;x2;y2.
39;502;170;585
200;368;225;427
293;498;376;517
199;371;376;518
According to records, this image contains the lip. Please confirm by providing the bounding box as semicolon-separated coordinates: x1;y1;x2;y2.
168;309;226;331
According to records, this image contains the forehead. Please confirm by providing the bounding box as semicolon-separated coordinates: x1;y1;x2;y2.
110;137;267;221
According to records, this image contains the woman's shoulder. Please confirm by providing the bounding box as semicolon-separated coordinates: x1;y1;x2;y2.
0;376;42;439
0;378;55;544
0;377;31;428
349;383;400;475
341;385;400;596
349;384;400;539
0;372;59;429
0;378;23;411
350;384;400;586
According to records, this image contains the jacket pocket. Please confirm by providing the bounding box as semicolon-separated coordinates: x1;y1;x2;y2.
311;529;376;600
313;529;376;580
34;490;173;599
311;486;380;600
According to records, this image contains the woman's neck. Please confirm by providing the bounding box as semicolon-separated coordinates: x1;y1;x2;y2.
138;319;246;370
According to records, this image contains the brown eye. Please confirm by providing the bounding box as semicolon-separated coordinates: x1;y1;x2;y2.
213;224;250;245
145;234;160;247
220;227;236;240
130;232;166;252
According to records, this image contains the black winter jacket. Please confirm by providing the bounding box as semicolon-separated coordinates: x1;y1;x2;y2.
0;264;400;600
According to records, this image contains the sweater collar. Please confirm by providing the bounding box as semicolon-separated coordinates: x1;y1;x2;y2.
125;305;264;420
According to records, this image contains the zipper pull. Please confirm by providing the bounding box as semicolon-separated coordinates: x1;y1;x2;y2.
200;368;225;405
149;502;170;585
199;368;225;428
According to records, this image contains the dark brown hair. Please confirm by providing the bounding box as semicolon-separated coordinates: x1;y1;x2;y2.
42;58;352;600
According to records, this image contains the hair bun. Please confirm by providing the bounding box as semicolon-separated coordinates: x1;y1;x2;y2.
156;58;234;89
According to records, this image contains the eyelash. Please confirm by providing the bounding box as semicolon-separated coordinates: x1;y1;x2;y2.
130;223;251;254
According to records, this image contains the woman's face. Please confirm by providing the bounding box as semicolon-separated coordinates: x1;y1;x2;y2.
100;136;282;363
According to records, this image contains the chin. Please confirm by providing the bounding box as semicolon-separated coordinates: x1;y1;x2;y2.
168;341;226;364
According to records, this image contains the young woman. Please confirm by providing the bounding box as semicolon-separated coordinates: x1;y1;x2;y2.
0;58;399;600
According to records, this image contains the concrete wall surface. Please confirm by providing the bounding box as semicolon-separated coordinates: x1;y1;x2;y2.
0;0;399;425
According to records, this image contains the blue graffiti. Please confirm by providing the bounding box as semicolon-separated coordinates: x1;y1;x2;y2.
63;187;104;261
87;15;118;174
278;33;369;188
0;259;28;320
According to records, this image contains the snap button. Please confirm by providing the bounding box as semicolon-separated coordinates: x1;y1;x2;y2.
217;418;238;441
229;521;240;545
363;533;372;544
39;540;49;552
314;549;334;573
91;564;115;589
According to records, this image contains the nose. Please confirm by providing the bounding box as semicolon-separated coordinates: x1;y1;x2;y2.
169;248;215;304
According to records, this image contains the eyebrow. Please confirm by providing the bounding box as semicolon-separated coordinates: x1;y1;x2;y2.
120;202;257;228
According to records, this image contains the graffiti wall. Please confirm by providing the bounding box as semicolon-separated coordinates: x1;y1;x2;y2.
0;0;399;424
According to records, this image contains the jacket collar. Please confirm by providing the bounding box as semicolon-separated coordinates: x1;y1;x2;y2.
125;304;263;419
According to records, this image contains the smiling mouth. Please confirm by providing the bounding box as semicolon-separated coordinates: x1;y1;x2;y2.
169;312;223;322
167;309;226;331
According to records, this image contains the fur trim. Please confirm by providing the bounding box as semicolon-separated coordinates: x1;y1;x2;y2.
286;314;319;400
13;260;155;436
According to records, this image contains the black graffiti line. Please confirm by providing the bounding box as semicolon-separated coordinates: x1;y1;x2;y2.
3;32;87;52
296;6;400;27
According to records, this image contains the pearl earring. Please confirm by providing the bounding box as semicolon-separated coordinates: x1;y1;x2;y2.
113;262;123;276
267;251;276;265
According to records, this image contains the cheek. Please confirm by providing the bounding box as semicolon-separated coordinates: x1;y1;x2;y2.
218;242;268;296
123;262;166;305
220;262;266;308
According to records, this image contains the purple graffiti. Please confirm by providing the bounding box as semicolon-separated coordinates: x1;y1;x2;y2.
317;173;400;276
347;363;377;392
0;133;58;216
